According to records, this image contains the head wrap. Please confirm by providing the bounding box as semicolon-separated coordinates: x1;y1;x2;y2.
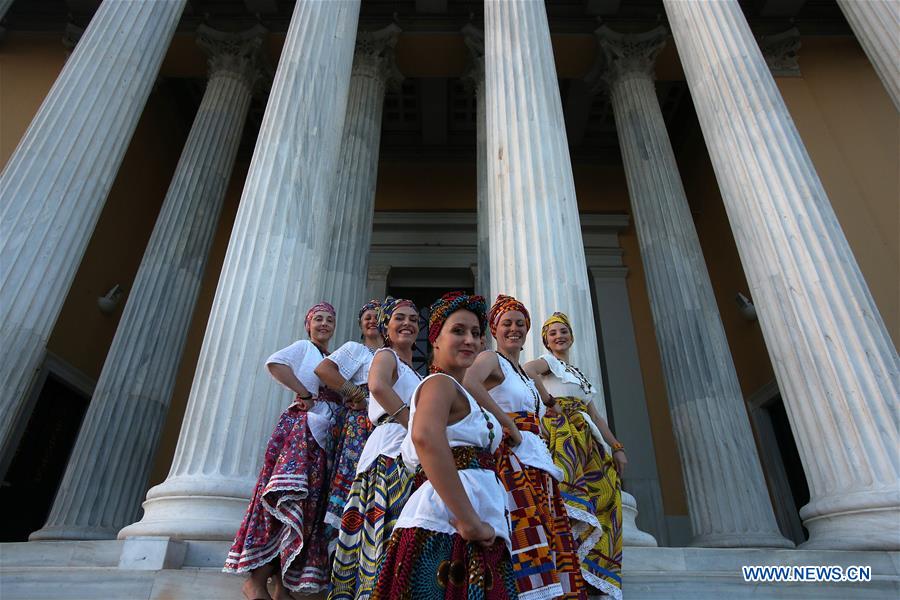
541;312;573;350
428;291;487;344
377;296;419;339
305;302;336;334
488;294;531;337
358;299;381;322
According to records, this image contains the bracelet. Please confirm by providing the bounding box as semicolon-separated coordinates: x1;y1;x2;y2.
390;404;409;418
340;381;366;403
611;442;625;454
297;392;312;400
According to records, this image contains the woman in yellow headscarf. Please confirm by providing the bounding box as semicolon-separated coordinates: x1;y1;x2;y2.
524;312;625;600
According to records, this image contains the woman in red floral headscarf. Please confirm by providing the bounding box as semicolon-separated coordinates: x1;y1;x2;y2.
224;302;343;600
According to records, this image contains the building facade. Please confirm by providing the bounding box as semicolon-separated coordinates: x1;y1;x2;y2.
0;0;898;597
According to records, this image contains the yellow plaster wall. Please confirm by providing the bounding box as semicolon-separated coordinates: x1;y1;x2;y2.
0;33;67;168
779;37;899;346
44;90;187;379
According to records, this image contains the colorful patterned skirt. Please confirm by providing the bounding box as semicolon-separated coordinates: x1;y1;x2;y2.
328;453;415;600
223;398;339;593
498;412;587;600
370;446;517;600
541;397;622;599
324;406;374;549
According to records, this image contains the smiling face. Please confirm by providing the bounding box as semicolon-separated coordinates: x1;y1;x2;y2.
432;310;481;372
309;311;335;346
359;309;379;340
387;306;420;348
495;310;528;354
545;322;572;353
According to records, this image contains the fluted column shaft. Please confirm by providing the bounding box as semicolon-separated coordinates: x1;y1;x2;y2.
323;25;401;345
462;25;490;299
836;0;900;111
599;27;790;548
484;0;602;389
664;0;900;550
120;0;360;540
0;0;186;464
30;27;263;542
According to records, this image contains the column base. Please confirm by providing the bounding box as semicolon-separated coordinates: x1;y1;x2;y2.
689;531;794;549
800;486;900;551
29;525;119;542
117;476;252;541
622;491;658;547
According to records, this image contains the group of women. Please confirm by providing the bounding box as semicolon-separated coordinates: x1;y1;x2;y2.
223;292;626;600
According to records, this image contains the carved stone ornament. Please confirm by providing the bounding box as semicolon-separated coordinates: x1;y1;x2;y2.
196;24;267;87
353;23;403;89
759;28;801;77
594;25;667;90
460;23;485;94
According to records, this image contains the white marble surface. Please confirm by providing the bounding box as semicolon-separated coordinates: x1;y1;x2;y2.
0;0;186;468
119;0;361;541
30;26;263;543
1;542;897;599
483;0;604;398
598;25;790;549
836;0;900;111
322;25;401;345
663;0;900;551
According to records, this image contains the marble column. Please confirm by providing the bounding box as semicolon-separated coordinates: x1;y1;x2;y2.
366;264;390;302
119;0;361;540
483;0;603;391
462;25;490;300
836;0;900;111
0;0;186;465
30;26;265;542
0;0;12;27
323;24;401;345
663;0;900;550
590;265;666;546
597;26;791;548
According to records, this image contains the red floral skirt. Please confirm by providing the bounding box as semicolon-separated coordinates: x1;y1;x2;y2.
223;401;336;592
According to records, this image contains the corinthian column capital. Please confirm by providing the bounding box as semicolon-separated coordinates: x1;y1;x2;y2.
461;23;485;92
595;25;667;86
758;28;802;77
353;23;402;88
197;24;267;87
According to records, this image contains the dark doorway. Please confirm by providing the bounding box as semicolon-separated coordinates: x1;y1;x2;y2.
0;374;91;541
766;396;811;541
388;286;475;376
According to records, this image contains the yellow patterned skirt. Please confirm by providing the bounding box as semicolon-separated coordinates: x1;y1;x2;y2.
541;397;622;599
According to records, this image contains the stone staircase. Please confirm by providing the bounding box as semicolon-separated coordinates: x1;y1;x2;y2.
0;541;897;599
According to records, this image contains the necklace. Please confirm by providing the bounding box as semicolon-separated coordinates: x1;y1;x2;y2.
395;349;423;381
497;351;540;414
559;357;594;395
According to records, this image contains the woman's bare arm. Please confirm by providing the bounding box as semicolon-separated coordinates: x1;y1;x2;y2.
267;363;314;409
462;352;522;447
586;401;627;475
412;376;495;546
367;351;409;428
523;357;550;379
315;358;365;410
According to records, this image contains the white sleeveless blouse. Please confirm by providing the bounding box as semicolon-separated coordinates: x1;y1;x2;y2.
395;374;511;549
488;352;563;481
356;348;422;475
